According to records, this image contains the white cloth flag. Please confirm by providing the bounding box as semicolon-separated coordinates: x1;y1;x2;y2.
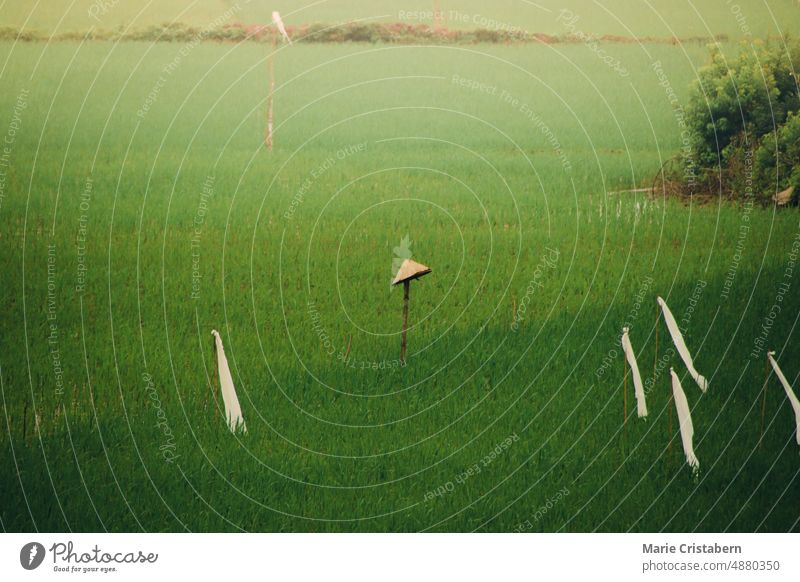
272;11;292;44
657;296;708;393
670;368;699;472
621;327;648;418
767;351;800;446
211;330;247;433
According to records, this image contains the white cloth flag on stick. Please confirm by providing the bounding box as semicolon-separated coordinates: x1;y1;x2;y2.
621;327;648;418
767;351;800;446
211;330;247;433
272;11;292;44
670;368;699;472
657;296;708;393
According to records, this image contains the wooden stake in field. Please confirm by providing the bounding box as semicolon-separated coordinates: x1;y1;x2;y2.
760;354;769;448
668;387;674;456
623;353;629;443
392;259;432;364
434;0;443;29
653;301;672;454
266;11;292;151
210;334;221;422
622;358;628;448
653;301;659;379
344;334;353;363
512;296;516;325
265;41;275;151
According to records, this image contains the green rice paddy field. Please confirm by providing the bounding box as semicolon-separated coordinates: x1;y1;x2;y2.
1;2;800;532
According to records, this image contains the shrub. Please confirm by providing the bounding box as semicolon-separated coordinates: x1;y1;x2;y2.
678;40;800;202
755;111;800;198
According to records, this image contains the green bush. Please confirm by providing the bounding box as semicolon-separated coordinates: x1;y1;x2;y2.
755;111;800;196
682;40;800;202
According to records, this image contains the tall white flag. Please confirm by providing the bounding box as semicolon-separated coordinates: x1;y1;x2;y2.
767;351;800;446
657;296;708;393
621;327;647;418
671;368;699;472
211;330;247;433
272;11;292;44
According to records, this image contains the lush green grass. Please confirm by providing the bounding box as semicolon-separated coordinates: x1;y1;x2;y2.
1;0;798;38
1;37;799;532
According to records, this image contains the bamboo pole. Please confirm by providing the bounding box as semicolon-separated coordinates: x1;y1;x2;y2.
512;297;516;325
22;399;28;443
653;301;659;379
211;338;220;423
400;281;410;363
624;355;629;443
760;355;769;448
655;302;671;455
265;38;275;150
668;390;674;456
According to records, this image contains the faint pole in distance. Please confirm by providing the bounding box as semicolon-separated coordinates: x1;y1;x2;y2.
266;11;292;151
266;38;275;151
